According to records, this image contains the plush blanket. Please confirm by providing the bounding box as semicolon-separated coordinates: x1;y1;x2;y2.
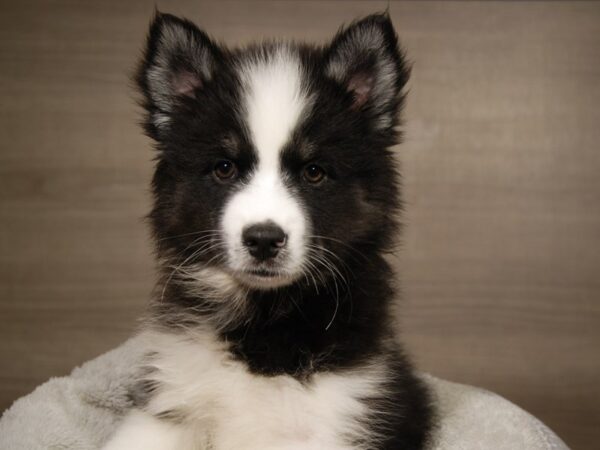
0;336;568;449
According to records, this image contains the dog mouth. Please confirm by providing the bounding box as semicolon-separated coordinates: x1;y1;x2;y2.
247;268;280;278
232;266;300;289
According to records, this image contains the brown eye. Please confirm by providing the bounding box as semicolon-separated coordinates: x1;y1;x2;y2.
214;160;237;180
303;164;326;184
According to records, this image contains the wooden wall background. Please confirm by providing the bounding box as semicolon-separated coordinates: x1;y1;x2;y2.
1;1;598;448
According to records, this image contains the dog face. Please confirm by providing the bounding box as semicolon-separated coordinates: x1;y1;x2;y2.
137;13;408;293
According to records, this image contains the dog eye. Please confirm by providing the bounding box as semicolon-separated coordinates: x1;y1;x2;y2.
303;164;326;184
214;160;238;181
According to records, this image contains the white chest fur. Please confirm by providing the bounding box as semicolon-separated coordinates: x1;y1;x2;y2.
103;330;388;450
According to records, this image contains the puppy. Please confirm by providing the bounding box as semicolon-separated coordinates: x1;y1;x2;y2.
102;11;433;450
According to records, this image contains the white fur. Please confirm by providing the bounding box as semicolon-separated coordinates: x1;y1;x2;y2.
103;330;388;450
221;49;311;286
102;409;207;450
242;48;308;167
173;265;250;330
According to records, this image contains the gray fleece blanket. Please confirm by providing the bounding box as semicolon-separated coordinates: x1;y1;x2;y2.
0;336;568;450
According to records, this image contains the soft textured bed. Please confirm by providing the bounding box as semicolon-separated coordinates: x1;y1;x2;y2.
0;336;568;449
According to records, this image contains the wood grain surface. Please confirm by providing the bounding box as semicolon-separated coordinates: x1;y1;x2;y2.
0;1;598;448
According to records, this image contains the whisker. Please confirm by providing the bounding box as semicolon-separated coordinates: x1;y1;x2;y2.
159;238;226;303
308;250;344;330
307;234;371;263
303;249;328;293
157;229;222;242
305;243;354;282
307;245;350;290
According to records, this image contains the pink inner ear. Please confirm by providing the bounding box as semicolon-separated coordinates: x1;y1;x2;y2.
172;70;202;98
347;72;374;110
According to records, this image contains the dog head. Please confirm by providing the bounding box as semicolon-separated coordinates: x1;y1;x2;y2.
137;12;409;297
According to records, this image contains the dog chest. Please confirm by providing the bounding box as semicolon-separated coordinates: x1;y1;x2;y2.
143;331;385;449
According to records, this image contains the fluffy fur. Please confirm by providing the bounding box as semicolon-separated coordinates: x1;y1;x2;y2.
102;11;433;450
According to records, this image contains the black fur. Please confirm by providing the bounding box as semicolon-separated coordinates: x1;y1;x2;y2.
135;11;433;449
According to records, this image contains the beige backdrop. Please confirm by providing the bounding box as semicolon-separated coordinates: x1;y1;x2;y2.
0;1;598;448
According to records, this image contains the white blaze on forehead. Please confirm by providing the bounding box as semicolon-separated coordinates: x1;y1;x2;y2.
241;48;308;166
220;49;310;281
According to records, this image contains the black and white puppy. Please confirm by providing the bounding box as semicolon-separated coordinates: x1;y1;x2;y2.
102;11;433;450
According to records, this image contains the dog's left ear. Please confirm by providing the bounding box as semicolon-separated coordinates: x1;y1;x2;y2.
324;13;410;129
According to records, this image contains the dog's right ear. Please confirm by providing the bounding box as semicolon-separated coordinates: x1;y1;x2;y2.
136;13;221;130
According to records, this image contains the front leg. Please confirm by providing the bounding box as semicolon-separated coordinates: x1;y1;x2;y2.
101;410;205;450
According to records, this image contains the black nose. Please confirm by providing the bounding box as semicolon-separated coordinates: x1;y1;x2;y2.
242;222;287;261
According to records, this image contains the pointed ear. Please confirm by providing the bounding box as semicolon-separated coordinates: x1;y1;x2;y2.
324;13;410;129
136;13;221;127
